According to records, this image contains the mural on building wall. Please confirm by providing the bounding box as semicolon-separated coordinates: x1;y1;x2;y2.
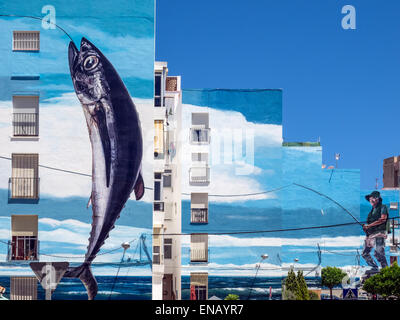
0;0;155;300
0;1;397;301
281;145;361;274
63;38;145;299
181;90;365;292
181;89;284;285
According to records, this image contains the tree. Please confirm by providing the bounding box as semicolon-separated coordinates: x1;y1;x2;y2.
321;266;347;300
296;270;310;300
283;267;299;300
363;263;400;299
282;267;310;300
224;294;240;300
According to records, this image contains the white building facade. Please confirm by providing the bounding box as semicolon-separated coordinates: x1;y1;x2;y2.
152;62;182;300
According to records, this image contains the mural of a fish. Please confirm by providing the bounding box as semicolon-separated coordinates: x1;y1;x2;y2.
64;38;145;300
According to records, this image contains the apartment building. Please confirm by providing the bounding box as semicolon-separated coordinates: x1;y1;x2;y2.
383;156;400;189
0;1;155;300
152;62;182;300
188;109;211;300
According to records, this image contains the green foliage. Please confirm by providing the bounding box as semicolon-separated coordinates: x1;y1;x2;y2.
282;267;310;300
224;294;240;300
296;270;310;300
321;266;347;300
363;262;400;299
308;290;320;300
321;267;347;289
283;267;299;300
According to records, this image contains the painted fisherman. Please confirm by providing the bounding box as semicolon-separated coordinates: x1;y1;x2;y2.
362;191;388;273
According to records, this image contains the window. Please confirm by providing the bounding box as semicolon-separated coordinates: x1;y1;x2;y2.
163;170;172;188
153;246;160;265
153;227;162;265
154;120;164;158
164;238;172;259
190;273;208;300
191;193;209;224
11;236;38;261
192;153;208;163
12;96;39;137
10;277;37;300
190;128;210;144
13;31;40;51
153;202;164;212
191;113;210;144
154;181;161;201
154;72;162;107
190;234;208;263
10;154;39;199
194;286;207;300
189;167;210;185
9;215;38;261
154;172;162;201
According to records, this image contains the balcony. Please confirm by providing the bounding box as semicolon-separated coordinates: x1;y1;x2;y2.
189;167;210;186
154;120;165;160
9;177;39;200
190;234;208;263
190;128;210;145
166;77;178;92
7;238;39;262
13;113;38;137
191;208;208;224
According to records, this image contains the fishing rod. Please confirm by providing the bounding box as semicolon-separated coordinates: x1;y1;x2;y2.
293;183;364;226
0;14;74;43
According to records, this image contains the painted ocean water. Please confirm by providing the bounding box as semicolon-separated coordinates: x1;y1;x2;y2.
0;276;321;300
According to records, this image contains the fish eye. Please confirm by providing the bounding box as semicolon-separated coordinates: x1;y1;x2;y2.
83;55;99;71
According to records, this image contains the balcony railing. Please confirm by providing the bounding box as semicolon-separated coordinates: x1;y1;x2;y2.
190;128;210;145
13;113;38;136
190;234;208;263
189;167;210;185
9;177;40;199
191;208;208;224
190;247;209;263
6;239;39;261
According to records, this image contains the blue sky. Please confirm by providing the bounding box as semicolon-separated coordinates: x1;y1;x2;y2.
156;0;400;189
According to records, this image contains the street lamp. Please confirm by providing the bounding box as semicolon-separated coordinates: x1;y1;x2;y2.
109;242;131;300
247;254;269;300
261;254;269;261
335;153;340;168
293;258;299;271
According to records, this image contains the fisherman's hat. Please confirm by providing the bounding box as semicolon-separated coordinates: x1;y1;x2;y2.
365;190;381;202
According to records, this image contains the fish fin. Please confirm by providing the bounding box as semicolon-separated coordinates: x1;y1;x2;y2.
94;105;111;188
64;264;98;300
87;193;93;209
134;172;145;200
68;41;79;75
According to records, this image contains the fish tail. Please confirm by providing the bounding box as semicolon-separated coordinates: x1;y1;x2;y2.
64;263;98;300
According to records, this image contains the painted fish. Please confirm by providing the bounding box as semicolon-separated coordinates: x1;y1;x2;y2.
64;38;145;300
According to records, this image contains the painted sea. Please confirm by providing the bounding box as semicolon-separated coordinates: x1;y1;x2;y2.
0;276;321;300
